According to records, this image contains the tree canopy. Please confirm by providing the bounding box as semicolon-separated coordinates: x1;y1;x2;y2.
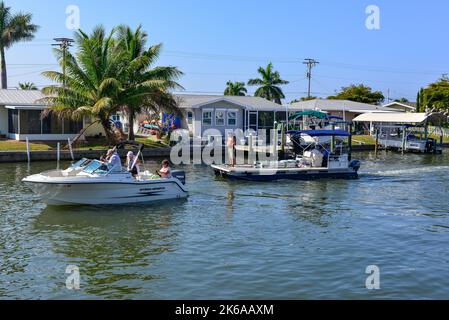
327;84;384;105
420;76;449;113
42;25;183;144
224;81;247;96
0;1;39;88
248;62;289;104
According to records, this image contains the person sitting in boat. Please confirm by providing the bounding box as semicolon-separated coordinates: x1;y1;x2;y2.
106;149;122;172
158;160;172;179
126;151;140;177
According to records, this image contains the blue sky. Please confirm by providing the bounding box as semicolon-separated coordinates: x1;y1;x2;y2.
5;0;449;102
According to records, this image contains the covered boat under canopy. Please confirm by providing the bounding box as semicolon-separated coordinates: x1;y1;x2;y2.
287;129;351;137
353;112;447;154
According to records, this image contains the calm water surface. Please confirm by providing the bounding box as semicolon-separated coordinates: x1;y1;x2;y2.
0;151;448;299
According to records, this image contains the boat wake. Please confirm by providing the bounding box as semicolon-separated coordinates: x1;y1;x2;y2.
362;165;449;177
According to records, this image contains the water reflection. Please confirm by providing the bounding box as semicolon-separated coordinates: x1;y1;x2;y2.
32;202;186;299
287;180;352;227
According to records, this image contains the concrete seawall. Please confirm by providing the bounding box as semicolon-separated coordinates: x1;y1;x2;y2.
0;148;172;163
1;143;447;163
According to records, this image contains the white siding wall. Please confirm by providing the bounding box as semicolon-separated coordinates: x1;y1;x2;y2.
189;101;244;137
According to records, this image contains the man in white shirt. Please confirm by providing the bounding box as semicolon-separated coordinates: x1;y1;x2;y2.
106;149;122;172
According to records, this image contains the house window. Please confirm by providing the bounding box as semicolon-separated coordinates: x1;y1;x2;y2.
215;109;225;126
202;110;212;126
111;114;121;122
227;110;237;126
187;111;193;125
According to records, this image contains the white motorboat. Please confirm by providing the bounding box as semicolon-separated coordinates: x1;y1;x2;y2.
22;142;188;206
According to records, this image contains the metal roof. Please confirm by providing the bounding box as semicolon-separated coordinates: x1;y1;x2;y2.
174;94;284;111
290;99;397;113
353;112;448;124
0;89;46;106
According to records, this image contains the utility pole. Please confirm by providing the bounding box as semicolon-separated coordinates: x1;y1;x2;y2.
52;38;74;88
303;58;319;99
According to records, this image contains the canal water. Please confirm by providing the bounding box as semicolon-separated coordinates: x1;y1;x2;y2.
0;151;448;299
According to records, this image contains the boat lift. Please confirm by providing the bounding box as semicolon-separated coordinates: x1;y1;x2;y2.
353;112;448;154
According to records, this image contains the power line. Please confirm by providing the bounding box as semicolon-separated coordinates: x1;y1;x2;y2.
303;58;319;99
52;38;74;88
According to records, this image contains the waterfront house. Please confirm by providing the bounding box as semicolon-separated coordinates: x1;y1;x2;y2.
173;94;290;137
382;101;417;113
0;89;104;141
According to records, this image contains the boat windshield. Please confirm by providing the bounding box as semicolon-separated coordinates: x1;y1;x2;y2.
70;158;91;169
82;160;109;174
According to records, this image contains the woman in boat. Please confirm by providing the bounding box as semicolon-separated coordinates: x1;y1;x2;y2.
158;160;172;179
126;151;140;177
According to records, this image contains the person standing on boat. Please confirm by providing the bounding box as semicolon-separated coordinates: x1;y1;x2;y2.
158;160;172;179
226;133;237;167
106;149;122;172
126;151;140;177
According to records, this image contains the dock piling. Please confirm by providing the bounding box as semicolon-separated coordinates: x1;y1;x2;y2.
57;142;60;169
68;138;74;161
26;137;30;163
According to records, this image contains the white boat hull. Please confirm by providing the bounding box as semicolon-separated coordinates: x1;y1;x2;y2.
23;175;188;205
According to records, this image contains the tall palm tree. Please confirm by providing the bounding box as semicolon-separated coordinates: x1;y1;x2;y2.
41;26;125;144
0;1;39;89
224;81;247;96
248;62;289;104
19;82;37;90
116;24;183;140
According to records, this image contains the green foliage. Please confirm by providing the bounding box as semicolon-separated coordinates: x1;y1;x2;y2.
18;82;38;90
224;81;247;96
0;1;39;88
420;76;449;113
42;25;183;143
327;84;384;105
290;96;317;104
248;62;289;104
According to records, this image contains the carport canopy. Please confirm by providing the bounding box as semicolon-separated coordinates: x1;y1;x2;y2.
353;112;448;125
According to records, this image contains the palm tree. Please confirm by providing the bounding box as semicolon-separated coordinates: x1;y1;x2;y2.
248;62;289;104
41;26;125;144
224;81;247;96
0;2;39;89
19;82;37;90
116;24;183;140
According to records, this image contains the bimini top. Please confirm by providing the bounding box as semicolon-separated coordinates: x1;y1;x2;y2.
287;130;351;137
289;110;328;120
353;112;448;125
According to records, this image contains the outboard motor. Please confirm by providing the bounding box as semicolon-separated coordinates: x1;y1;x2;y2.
349;160;361;172
171;170;186;185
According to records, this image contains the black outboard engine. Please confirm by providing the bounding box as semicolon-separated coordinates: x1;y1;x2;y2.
171;170;186;185
290;133;303;155
349;160;361;172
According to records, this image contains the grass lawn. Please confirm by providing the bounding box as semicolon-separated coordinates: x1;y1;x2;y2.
352;135;376;145
352;134;449;145
0;140;52;151
73;136;169;150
